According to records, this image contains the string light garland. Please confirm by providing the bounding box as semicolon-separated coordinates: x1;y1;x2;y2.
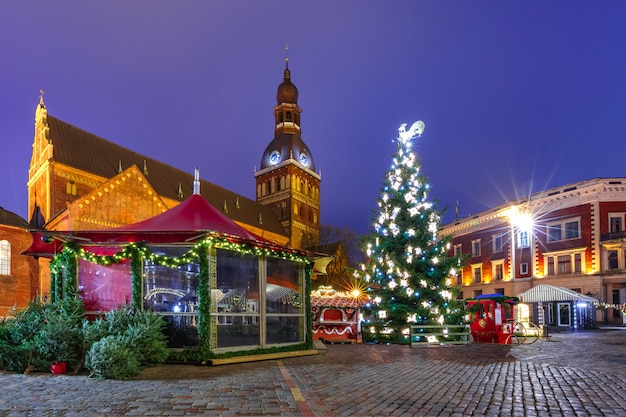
49;235;310;309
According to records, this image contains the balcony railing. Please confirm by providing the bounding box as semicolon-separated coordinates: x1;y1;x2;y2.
600;231;626;242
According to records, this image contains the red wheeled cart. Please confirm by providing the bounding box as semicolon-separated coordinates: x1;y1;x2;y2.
466;294;518;344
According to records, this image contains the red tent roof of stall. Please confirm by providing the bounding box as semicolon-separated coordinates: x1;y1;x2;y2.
105;194;263;241
23;194;277;255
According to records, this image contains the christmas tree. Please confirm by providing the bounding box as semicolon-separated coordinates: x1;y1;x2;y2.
361;121;465;343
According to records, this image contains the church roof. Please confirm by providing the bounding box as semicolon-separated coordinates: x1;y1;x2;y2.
0;207;30;228
46;115;287;239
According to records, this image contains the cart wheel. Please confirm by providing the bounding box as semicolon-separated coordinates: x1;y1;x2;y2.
519;322;540;344
505;333;522;344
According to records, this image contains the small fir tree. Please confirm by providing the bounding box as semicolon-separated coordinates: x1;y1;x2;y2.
361;121;465;343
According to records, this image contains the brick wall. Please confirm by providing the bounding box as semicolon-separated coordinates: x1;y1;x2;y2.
0;226;40;316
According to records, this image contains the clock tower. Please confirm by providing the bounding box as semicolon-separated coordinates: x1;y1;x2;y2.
255;58;320;250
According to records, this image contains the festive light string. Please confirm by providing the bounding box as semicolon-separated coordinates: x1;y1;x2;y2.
50;236;309;274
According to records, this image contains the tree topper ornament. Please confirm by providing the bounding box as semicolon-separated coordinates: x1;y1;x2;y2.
398;120;425;143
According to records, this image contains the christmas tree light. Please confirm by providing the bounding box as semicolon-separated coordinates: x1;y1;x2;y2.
361;121;465;343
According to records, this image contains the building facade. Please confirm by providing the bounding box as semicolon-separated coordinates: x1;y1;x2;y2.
442;178;626;326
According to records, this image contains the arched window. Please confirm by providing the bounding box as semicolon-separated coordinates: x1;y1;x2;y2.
280;176;285;190
286;111;292;121
66;181;76;196
270;177;276;193
294;203;299;216
0;240;10;275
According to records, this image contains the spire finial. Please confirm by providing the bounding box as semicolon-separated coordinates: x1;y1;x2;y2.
193;167;200;195
285;43;289;69
39;89;46;108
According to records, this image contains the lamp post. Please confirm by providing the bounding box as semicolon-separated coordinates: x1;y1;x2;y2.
508;206;532;297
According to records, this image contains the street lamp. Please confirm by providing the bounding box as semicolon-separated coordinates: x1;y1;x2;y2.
507;205;532;297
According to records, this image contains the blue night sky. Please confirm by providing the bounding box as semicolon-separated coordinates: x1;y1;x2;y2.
1;2;625;235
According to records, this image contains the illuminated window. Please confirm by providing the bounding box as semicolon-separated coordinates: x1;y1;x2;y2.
65;181;77;196
492;261;504;281
544;250;585;276
0;240;10;275
518;230;530;248
471;239;481;257
558;255;571;274
471;264;482;283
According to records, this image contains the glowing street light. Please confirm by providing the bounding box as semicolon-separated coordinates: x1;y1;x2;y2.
507;205;533;297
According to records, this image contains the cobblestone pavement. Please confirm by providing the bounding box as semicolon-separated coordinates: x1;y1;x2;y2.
0;329;624;416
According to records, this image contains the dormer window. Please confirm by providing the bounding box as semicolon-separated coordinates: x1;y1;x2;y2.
66;181;77;196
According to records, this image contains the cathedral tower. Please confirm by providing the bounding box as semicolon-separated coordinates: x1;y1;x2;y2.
255;57;321;250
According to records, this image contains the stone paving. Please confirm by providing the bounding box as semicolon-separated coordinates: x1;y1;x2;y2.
0;329;624;416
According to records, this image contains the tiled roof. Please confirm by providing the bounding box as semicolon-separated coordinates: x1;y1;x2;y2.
311;296;361;308
47;116;287;238
0;207;30;228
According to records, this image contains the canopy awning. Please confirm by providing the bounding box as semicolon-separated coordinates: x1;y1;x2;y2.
518;284;598;303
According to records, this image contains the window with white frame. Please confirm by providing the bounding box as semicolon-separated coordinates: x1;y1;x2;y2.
472;263;482;283
608;250;619;269
493;234;504;253
453;244;462;258
520;263;529;275
609;213;624;233
471;239;481;257
517;230;530;248
546;217;581;242
544;250;584;276
0;240;10;275
492;260;504;281
604;244;625;270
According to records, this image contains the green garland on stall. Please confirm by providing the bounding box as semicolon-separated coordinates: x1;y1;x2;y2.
49;244;78;300
304;264;313;349
49;266;61;302
130;247;144;310
48;236;309;297
196;241;210;356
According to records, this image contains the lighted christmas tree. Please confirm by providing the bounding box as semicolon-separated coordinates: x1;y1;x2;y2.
361;121;465;343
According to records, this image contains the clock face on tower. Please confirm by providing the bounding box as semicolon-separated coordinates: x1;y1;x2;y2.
299;152;309;166
269;150;281;165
